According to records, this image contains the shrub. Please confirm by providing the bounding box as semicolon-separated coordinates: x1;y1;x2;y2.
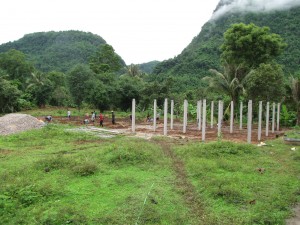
37;205;88;224
35;155;73;171
71;161;98;176
107;147;151;165
105;144;154;167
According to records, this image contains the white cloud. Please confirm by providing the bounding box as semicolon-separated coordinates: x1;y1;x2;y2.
212;0;300;20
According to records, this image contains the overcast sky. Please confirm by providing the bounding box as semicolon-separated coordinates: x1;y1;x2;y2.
0;0;220;64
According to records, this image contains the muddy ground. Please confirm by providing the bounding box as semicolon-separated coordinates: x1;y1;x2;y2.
47;115;285;143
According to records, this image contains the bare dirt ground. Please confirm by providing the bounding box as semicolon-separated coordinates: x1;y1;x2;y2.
286;205;300;225
49;115;285;143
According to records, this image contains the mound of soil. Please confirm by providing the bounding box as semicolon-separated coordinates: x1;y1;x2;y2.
0;113;45;135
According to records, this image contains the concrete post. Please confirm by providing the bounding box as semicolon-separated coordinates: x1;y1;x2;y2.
183;100;188;133
197;101;200;130
164;98;168;136
218;100;223;137
266;102;270;136
171;100;174;130
247;100;252;144
185;100;188;131
153;99;157;132
211;101;214;128
230;101;234;133
277;103;280;131
258;101;262;141
240;101;243;130
202;99;206;142
198;100;202;131
131;99;136;132
272;102;275;133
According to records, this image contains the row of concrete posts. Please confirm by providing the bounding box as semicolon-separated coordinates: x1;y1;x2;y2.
131;99;281;143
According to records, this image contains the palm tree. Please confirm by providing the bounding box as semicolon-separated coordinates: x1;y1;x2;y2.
126;64;141;77
204;62;246;107
26;71;52;108
26;71;46;88
289;76;300;125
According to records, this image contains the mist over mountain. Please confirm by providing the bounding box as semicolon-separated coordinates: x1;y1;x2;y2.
152;1;300;91
213;0;300;19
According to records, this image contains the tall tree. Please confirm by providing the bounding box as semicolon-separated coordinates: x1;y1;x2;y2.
245;63;285;102
0;71;21;113
126;64;141;77
0;49;34;89
47;71;71;106
89;44;124;74
117;76;143;110
26;71;54;107
288;75;300;125
221;23;286;69
68;64;94;110
84;78;109;111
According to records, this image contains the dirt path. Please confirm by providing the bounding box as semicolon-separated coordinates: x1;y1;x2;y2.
48;116;285;143
286;205;300;225
155;139;207;223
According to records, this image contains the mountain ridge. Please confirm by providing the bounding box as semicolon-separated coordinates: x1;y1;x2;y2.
153;5;300;86
0;30;116;73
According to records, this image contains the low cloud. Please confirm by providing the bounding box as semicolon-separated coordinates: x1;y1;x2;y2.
212;0;300;20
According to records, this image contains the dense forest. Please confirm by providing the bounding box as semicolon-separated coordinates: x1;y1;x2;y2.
0;5;300;126
0;31;124;73
0;37;170;114
153;6;300;89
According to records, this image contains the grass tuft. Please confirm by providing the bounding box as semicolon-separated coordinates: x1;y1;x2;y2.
35;155;73;171
71;161;98;176
104;141;158;167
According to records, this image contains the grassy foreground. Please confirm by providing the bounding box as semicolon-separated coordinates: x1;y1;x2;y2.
174;137;300;224
0;124;299;224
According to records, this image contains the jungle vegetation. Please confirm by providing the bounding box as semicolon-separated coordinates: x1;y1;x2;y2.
0;7;299;125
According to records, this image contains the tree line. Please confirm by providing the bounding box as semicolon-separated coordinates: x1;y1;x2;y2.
0;23;300;126
0;44;173;114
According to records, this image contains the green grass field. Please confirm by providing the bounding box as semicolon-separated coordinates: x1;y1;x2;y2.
0;122;299;224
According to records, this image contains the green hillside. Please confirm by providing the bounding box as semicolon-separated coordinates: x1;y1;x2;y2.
0;30;126;73
153;6;300;86
138;60;160;74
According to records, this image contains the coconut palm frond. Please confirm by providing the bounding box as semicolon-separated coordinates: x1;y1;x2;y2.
206;62;249;104
209;68;223;77
26;71;46;90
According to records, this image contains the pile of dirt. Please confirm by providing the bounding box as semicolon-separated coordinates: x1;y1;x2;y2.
0;113;45;136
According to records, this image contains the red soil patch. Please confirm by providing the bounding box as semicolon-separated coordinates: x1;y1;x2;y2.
40;116;286;143
0;149;14;155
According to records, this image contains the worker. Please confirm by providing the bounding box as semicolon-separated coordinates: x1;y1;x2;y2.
45;115;52;122
99;113;104;127
112;111;116;125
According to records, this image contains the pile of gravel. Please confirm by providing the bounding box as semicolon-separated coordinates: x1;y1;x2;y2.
0;113;45;136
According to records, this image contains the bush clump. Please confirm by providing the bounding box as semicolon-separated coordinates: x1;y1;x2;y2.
71;162;98;176
106;145;153;166
35;155;73;171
